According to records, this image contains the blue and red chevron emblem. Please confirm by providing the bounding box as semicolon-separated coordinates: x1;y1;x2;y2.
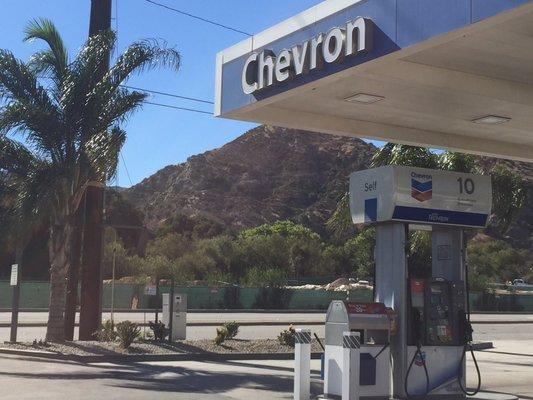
411;178;432;202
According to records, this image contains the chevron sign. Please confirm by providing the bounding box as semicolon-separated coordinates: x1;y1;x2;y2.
411;173;433;202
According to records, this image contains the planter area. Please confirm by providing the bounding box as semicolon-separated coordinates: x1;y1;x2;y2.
0;339;322;357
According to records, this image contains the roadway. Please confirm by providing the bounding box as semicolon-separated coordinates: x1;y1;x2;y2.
2;311;533;325
0;312;531;343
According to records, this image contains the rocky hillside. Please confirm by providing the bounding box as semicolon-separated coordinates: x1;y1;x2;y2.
125;126;375;234
125;125;533;250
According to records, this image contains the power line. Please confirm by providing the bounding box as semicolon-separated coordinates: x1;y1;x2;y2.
122;85;214;105
39;76;213;114
114;0;119;59
145;101;212;115
143;0;252;37
120;152;134;187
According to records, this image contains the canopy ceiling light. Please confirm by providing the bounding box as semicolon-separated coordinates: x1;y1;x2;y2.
344;93;385;104
471;115;511;125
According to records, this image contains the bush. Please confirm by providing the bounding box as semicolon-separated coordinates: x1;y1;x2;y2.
214;327;228;346
222;321;240;339
278;325;296;348
149;321;169;341
95;320;117;342
116;321;141;349
243;267;288;287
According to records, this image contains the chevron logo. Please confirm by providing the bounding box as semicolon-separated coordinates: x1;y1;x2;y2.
414;351;427;367
411;177;432;202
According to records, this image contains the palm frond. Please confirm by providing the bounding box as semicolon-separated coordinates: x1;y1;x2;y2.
370;143;394;167
1;154;57;242
438;151;476;173
107;38;181;85
24;18;69;82
490;166;527;233
0;103;65;162
18;161;65;214
60;30;117;130
83;126;126;182
73;38;179;141
0;50;50;104
0;135;38;176
88;89;147;138
326;192;355;241
371;143;437;169
0;50;64;159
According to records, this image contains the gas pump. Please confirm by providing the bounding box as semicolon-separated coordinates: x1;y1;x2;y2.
404;277;480;398
345;165;492;400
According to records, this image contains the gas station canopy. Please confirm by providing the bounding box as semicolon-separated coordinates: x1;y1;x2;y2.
215;0;533;162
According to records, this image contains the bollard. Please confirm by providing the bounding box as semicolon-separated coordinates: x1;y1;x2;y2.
294;328;312;400
342;331;361;400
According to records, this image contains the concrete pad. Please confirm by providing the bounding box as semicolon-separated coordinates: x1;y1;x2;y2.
468;393;518;400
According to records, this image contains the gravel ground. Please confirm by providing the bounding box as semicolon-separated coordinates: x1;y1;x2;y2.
0;339;323;356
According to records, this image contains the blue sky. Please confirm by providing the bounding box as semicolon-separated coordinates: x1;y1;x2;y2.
1;0;377;187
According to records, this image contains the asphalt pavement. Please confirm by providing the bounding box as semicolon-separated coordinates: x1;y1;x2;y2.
1;312;532;343
2;311;532;325
0;339;530;399
0;312;530;399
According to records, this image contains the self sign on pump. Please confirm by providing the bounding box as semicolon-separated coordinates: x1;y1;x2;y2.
364;181;377;192
349;166;492;228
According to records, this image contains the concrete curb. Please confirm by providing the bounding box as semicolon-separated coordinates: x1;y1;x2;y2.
472;341;494;350
1;320;531;328
472;320;533;325
0;321;325;328
0;309;327;313
0;347;323;363
0;341;494;363
2;309;532;314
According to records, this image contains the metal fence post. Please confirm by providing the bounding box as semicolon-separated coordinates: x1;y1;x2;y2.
294;328;312;400
342;331;361;400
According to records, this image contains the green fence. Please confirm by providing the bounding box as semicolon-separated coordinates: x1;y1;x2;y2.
1;281;532;311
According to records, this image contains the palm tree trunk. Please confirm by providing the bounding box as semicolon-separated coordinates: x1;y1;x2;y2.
64;224;82;340
46;220;73;342
64;199;85;341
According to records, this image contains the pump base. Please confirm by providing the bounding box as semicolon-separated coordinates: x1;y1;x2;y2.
466;393;518;400
317;396;389;400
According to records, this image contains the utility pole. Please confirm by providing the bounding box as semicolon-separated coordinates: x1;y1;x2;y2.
78;0;112;341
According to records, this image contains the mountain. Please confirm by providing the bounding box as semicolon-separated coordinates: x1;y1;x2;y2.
124;125;533;250
125;125;375;234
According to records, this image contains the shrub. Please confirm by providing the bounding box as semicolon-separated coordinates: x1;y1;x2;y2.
222;321;240;339
214;327;228;346
95;320;117;342
116;321;141;349
278;325;296;348
243;267;288;287
149;321;169;341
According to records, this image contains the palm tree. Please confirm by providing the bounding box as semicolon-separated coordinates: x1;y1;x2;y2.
370;143;438;169
0;141;48;270
0;19;180;341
